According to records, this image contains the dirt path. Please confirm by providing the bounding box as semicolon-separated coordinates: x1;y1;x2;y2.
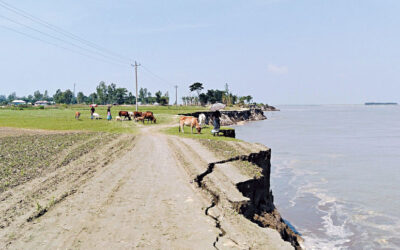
3;126;292;249
7;132;221;249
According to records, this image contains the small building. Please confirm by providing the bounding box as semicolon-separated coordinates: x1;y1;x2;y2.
11;100;26;105
34;100;49;106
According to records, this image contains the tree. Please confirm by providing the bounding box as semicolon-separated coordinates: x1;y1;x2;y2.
7;92;16;102
127;92;135;104
88;93;97;104
206;89;224;104
115;88;128;104
43;90;49;101
189;82;204;97
0;95;6;105
63;89;73;104
33;90;43;102
53;89;63;103
139;88;148;104
246;95;253;104
96;81;107;104
155;91;162;103
199;93;208;105
107;83;117;104
77;92;86;104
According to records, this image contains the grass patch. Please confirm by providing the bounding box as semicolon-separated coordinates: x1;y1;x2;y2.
0;105;207;133
163;125;237;141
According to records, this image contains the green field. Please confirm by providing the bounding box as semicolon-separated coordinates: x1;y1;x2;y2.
0;105;207;133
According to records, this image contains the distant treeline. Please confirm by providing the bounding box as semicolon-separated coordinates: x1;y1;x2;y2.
0;81;170;105
1;82;257;106
182;82;253;106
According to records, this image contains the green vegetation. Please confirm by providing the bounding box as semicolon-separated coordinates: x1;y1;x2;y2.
0;105;207;132
163;125;237;141
0;108;137;133
0;132;117;192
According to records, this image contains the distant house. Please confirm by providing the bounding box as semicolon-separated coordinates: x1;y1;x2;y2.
11;100;26;105
34;100;49;106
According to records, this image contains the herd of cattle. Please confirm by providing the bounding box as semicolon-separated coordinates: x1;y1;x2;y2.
74;110;156;123
74;110;208;134
118;111;156;123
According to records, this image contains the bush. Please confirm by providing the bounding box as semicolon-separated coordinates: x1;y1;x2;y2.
37;105;45;110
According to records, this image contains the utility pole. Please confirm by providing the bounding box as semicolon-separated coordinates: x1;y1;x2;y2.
174;85;178;106
131;61;141;111
73;83;76;104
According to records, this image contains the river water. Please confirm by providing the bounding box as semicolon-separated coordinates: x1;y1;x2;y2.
234;105;400;249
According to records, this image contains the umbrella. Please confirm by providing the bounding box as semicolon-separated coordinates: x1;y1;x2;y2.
210;103;226;111
90;104;98;107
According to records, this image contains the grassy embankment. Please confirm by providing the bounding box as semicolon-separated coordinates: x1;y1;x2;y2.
0;105;206;134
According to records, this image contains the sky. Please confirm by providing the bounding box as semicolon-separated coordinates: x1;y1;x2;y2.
0;0;399;105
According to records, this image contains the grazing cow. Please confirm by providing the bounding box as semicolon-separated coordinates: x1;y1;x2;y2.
75;111;81;120
179;116;201;134
198;113;206;127
133;111;143;119
118;111;131;120
135;116;145;122
142;112;156;124
93;113;100;119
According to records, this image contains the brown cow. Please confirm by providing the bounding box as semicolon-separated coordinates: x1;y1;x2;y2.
179;116;201;134
133;111;143;119
118;111;131;120
141;111;156;124
75;111;81;120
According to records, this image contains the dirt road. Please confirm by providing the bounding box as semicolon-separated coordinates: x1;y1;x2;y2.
2;128;292;249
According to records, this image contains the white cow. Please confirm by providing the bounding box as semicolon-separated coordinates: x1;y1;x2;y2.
93;113;100;119
198;113;206;127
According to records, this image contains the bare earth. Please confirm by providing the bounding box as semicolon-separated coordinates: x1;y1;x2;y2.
1;127;292;249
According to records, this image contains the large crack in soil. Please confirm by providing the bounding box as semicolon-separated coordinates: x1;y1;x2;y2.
195;150;303;250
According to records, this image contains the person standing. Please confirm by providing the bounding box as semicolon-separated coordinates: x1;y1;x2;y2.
107;106;112;121
90;106;95;120
211;110;221;134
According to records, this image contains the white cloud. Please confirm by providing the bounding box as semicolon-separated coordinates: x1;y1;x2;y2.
267;64;288;75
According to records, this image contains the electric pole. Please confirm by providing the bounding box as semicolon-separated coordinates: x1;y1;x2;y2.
73;83;76;97
174;85;178;106
131;61;141;111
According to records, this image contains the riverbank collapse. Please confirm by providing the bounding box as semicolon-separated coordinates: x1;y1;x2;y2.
180;108;267;126
194;147;303;249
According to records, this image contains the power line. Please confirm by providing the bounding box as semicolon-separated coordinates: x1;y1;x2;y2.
0;24;125;66
0;14;128;65
141;65;173;85
0;0;132;63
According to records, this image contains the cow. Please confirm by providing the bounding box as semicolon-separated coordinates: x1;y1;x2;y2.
93;113;100;119
132;111;143;120
118;111;131;120
142;111;156;124
179;116;201;134
198;113;206;127
75;111;81;120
